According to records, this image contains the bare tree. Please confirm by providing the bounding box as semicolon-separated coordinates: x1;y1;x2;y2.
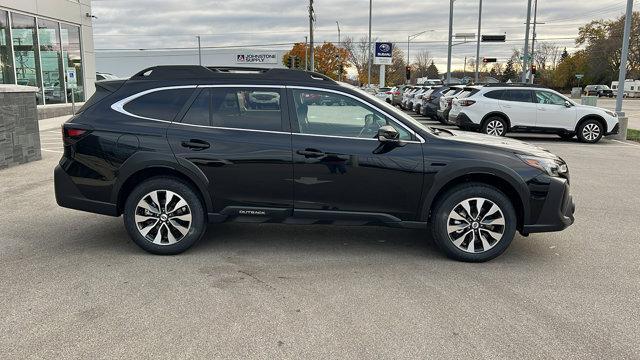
413;50;432;78
534;42;560;70
343;36;379;84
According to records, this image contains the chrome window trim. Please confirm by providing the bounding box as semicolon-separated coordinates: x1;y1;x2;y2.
287;85;425;143
110;84;425;144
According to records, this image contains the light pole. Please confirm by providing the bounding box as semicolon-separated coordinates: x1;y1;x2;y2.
304;36;308;71
407;30;432;70
446;0;454;84
196;35;202;65
367;0;372;86
614;0;634;141
474;0;483;83
522;0;532;83
336;21;341;46
530;0;538;83
309;0;315;72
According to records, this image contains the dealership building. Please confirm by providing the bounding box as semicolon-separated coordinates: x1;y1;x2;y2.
0;0;95;106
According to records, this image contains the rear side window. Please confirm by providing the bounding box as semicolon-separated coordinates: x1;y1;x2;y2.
458;89;479;99
210;88;282;131
181;89;210;126
483;90;504;99
124;88;194;121
503;90;533;103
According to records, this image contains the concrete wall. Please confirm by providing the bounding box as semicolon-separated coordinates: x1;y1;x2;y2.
0;0;95;99
0;85;41;169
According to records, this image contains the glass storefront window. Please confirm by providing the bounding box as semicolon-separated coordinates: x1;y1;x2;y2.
1;10;15;84
61;24;83;102
11;13;43;104
38;19;65;104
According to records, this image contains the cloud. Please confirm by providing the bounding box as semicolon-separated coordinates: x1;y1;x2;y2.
92;0;630;69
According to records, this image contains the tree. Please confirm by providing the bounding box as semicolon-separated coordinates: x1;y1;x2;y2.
412;50;432;80
560;47;569;62
534;42;560;70
282;42;349;80
502;59;517;82
343;36;379;85
385;46;407;86
425;61;439;79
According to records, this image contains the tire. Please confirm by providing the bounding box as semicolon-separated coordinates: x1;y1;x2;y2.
430;183;517;262
123;176;206;255
576;119;604;143
482;116;508;136
415;104;421;114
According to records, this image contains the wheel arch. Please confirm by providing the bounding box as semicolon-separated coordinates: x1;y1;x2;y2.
576;114;607;133
420;167;528;232
481;111;511;130
112;152;212;215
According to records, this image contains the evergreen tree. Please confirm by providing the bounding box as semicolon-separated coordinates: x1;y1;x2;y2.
425;61;439;79
502;59;516;82
560;47;569;62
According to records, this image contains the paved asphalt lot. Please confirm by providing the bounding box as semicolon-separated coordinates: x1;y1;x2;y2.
1;113;639;359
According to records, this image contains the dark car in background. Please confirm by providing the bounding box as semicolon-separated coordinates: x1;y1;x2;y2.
584;85;614;97
54;65;575;262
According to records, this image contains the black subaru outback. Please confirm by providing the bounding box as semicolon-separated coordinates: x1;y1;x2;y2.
54;66;575;262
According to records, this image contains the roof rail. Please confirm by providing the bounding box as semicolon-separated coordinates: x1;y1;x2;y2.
263;69;336;83
131;65;217;80
482;82;543;88
207;66;269;73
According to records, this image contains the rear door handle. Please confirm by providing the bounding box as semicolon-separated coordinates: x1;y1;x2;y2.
181;139;210;150
296;149;325;158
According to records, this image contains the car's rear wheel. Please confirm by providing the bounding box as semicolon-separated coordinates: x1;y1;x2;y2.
577;119;603;143
123;177;206;255
482;116;508;136
430;183;517;262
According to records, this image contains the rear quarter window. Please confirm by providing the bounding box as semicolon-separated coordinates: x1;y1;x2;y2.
483;90;504;100
123;88;195;121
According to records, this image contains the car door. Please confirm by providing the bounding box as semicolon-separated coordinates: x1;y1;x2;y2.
288;87;424;221
166;86;293;216
534;90;577;129
499;89;537;127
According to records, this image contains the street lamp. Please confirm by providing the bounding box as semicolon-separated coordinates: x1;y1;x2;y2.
407;30;433;65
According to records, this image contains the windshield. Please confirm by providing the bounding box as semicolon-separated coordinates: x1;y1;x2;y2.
339;82;435;135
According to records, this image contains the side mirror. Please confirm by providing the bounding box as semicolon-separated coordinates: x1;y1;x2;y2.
564;100;573;108
377;125;400;143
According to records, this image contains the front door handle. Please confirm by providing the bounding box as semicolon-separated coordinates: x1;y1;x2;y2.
181;139;210;150
296;148;325;158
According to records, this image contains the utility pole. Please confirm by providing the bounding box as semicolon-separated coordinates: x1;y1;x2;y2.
336;21;341;46
367;0;372;86
614;0;634;140
474;0;483;83
304;36;308;71
530;0;538;83
196;35;202;65
463;56;467;79
446;0;454;84
309;0;315;72
522;0;532;83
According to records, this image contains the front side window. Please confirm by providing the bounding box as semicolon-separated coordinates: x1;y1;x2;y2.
503;90;533;103
210;88;282;131
535;91;566;106
124;88;194;121
292;89;412;140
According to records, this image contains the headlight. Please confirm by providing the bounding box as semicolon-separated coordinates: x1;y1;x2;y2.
517;155;568;177
604;110;617;117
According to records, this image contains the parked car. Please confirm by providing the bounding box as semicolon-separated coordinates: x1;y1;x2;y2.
375;87;393;102
400;86;418;109
449;84;620;143
391;85;409;106
55;65;575;262
406;86;426;112
421;86;451;119
412;87;432;114
583;85;614;97
437;86;466;123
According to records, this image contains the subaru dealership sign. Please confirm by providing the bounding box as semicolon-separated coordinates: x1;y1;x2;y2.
374;42;393;65
236;53;278;64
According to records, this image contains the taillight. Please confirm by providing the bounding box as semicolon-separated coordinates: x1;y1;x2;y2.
62;126;91;145
459;100;476;106
447;99;453;105
385;91;392;94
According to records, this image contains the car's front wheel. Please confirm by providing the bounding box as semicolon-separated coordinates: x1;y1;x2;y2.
577;119;604;143
123;177;206;255
482;116;508;136
430;183;517;262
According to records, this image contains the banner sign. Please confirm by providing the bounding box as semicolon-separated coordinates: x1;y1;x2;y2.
236;53;278;64
374;42;393;65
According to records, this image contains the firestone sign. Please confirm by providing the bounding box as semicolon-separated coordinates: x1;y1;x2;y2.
236;53;278;64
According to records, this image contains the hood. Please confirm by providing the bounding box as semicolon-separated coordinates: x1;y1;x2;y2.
441;130;558;159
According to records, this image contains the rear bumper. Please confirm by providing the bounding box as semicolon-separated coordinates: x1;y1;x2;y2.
451;113;481;130
54;164;119;216
522;177;575;234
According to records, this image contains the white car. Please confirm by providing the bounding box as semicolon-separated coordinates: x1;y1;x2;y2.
437;85;466;122
449;85;620;143
411;87;432;113
375;87;393;103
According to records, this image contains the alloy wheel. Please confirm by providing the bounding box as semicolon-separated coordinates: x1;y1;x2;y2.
446;197;505;253
582;123;601;142
486;120;505;136
135;190;192;245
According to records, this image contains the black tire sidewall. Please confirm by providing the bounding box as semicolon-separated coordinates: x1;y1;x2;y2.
577;119;604;143
431;184;517;262
482;116;507;136
123;177;206;255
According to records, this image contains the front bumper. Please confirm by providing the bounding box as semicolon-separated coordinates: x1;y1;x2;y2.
606;122;620;135
522;177;575;234
451;113;481;130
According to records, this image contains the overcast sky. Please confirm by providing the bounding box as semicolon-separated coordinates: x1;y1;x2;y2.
91;0;631;70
